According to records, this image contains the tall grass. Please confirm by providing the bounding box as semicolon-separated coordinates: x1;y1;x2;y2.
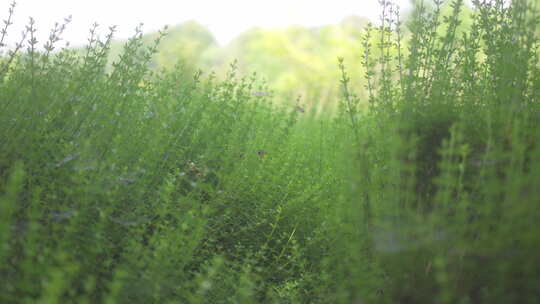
1;0;539;303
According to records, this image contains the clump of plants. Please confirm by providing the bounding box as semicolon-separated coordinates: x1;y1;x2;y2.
336;0;540;303
0;1;344;303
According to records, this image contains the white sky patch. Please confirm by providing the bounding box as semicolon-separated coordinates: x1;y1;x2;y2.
2;0;414;48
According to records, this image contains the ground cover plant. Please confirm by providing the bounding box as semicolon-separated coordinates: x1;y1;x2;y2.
1;0;539;303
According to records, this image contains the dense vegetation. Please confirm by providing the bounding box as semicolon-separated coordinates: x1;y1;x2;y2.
1;0;539;303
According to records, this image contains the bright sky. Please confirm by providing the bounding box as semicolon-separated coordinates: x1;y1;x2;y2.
2;0;414;47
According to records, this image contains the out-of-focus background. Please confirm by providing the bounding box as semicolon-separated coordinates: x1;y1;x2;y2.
3;1;426;107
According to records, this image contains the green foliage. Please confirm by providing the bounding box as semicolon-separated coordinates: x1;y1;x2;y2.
1;0;540;303
211;21;370;107
103;17;373;109
337;0;540;303
0;2;340;303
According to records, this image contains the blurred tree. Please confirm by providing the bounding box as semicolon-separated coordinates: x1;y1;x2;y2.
152;21;218;71
107;20;217;74
106;16;377;109
207;17;371;108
